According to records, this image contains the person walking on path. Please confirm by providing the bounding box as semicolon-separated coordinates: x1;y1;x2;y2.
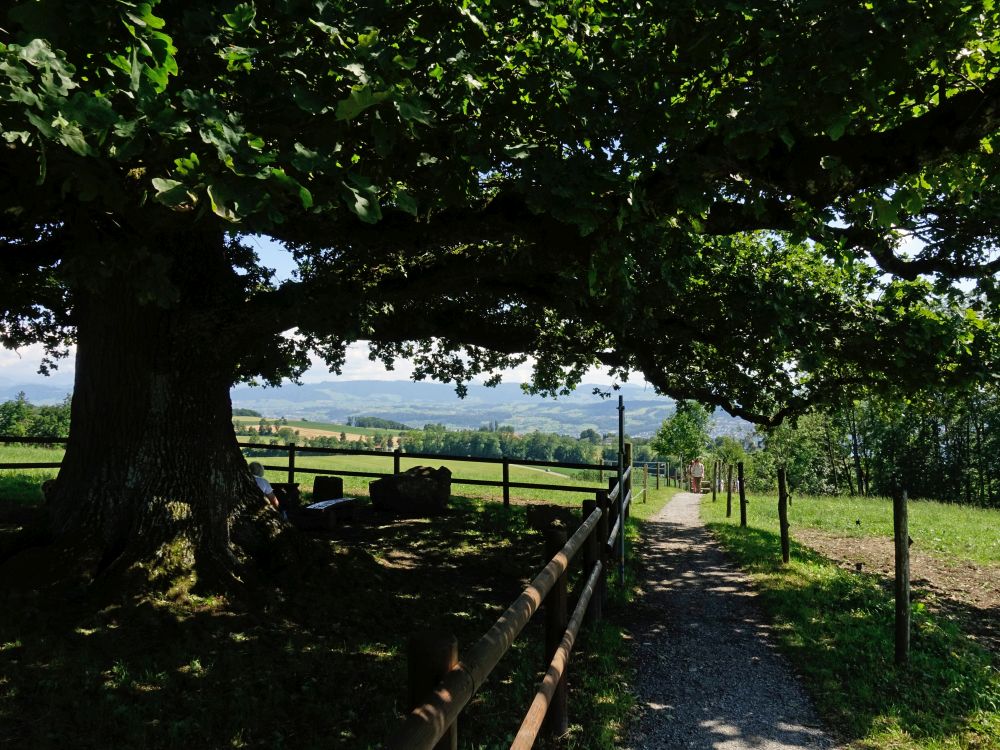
625;491;838;749
689;457;705;493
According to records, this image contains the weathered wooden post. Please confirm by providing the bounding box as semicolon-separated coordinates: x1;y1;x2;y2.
288;442;296;484
545;523;569;737
607;476;619;559
894;489;910;666
777;468;790;564
583;499;602;624
394;447;402;475
726;464;733;518
643;464;648;502
408;631;459;750
712;461;718;502
655;462;661;490
595;490;610;608
738;461;747;528
502;458;510;508
624;442;632;521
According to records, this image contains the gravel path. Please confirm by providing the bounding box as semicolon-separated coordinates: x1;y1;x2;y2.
625;492;839;749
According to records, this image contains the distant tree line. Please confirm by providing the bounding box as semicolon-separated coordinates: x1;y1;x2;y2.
0;392;71;439
232;408;262;417
346;416;411;430
652;392;1000;508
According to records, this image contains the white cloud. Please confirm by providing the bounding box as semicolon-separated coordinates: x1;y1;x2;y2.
0;343;75;384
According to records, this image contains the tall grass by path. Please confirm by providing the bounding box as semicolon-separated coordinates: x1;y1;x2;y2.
727;492;1000;566
702;496;1000;750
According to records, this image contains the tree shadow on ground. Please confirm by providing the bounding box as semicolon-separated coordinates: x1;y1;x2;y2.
0;494;627;750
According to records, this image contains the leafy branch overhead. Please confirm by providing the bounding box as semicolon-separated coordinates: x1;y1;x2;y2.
3;1;1000;422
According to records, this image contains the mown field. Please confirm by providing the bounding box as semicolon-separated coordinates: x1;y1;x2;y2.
0;445;675;750
232;415;406;438
702;493;1000;750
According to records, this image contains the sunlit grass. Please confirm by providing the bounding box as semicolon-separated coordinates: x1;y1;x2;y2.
717;492;1000;565
703;497;1000;750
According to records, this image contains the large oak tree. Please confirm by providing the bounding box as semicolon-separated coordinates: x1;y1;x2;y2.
3;1;999;584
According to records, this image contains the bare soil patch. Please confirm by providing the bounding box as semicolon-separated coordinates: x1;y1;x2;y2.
793;528;1000;656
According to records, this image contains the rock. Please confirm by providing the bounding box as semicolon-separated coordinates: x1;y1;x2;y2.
369;466;451;516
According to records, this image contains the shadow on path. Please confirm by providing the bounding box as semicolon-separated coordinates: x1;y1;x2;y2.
626;492;837;750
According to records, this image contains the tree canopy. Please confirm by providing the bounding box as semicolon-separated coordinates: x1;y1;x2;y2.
3;1;1000;577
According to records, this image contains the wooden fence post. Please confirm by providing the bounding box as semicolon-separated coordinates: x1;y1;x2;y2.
595;490;609;609
655;462;660;490
394;447;402;475
583;499;602;624
545;524;569;737
726;464;733;518
624;442;632;521
503;458;510;508
288;442;296;485
894;489;910;666
712;461;718;501
643;464;648;502
777;468;790;564
738;461;747;528
408;631;459;750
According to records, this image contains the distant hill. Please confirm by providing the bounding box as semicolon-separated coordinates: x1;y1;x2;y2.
229;380;750;438
2;377;750;438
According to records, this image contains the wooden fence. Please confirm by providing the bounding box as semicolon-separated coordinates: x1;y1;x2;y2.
388;464;634;750
0;435;615;505
237;441;613;506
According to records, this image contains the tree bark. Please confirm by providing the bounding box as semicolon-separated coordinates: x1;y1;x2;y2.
43;229;274;586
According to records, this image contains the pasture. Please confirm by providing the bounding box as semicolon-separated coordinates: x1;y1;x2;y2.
702;494;1000;750
0;445;676;749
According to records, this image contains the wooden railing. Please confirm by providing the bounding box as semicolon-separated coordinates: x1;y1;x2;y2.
388;467;633;750
0;435;613;504
239;441;611;504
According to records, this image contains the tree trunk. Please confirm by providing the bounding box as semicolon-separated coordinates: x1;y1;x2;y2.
43;229;273;586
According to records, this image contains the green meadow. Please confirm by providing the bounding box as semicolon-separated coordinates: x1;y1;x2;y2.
703;495;999;750
706;491;1000;566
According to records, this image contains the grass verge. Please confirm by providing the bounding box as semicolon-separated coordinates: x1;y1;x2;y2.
702;497;999;750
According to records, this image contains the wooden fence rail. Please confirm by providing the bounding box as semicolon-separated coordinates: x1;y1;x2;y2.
387;483;631;750
0;435;616;502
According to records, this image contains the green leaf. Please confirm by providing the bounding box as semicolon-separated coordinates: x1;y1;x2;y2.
394;189;417;216
335;86;389;121
342;180;382;223
223;3;257;33
207;182;240;221
151;178;195;207
827;114;851;141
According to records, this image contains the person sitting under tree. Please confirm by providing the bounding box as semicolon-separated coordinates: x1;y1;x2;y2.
689;457;705;493
249;461;284;518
